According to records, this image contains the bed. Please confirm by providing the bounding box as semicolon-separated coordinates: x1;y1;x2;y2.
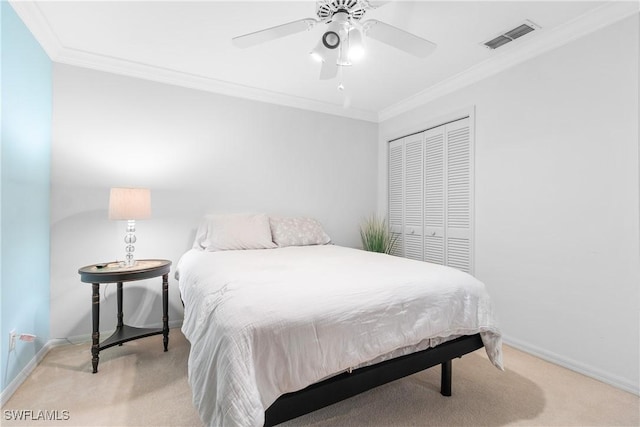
177;214;503;427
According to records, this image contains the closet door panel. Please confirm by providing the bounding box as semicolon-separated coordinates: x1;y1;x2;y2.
403;135;424;261
388;139;404;257
445;118;472;273
423;126;445;265
446;235;470;272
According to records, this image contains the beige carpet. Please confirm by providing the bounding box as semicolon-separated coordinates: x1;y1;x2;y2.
2;329;638;426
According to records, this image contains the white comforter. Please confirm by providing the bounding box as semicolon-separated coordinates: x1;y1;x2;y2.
177;245;503;427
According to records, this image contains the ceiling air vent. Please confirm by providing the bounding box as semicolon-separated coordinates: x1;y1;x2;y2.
483;20;540;49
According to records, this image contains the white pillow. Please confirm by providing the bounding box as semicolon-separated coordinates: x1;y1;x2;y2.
270;216;331;247
193;213;277;251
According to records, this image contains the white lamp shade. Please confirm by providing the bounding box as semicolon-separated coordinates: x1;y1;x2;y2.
348;27;365;61
108;188;151;220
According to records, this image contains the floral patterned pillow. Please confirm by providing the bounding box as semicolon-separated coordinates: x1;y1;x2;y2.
269;216;331;247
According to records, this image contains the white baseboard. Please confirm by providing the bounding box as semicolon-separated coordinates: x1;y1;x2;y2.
502;334;639;396
0;341;54;407
0;320;184;405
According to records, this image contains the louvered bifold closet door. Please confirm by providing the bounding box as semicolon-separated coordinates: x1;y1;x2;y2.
403;134;424;261
445;118;472;273
423;126;445;265
388;139;404;257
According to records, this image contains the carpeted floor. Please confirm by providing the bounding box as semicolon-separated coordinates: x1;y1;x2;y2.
2;328;638;426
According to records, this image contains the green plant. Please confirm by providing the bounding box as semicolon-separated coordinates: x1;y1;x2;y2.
359;215;398;254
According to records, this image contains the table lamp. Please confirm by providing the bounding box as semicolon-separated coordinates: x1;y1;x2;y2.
108;187;151;266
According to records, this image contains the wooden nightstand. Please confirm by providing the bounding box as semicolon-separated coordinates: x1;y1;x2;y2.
78;259;172;373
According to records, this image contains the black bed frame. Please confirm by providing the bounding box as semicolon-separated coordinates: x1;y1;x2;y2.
264;333;484;426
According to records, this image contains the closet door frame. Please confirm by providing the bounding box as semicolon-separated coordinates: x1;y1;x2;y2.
384;106;475;275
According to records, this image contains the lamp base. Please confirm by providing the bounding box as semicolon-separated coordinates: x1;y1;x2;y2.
122;219;137;267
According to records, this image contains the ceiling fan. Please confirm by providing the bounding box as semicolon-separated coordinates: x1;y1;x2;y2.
232;0;437;81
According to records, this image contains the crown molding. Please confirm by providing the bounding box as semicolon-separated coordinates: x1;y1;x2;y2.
378;1;639;122
54;46;378;122
8;0;378;123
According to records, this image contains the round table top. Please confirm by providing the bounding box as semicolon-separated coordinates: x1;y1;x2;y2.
78;259;171;283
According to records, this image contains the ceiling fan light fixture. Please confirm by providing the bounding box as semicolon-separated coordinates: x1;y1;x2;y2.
347;27;365;61
322;30;341;49
322;9;349;50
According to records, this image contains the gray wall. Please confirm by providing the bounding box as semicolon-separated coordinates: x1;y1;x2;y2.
378;15;639;394
51;64;378;339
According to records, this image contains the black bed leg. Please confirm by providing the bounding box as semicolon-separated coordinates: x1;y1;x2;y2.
441;360;452;396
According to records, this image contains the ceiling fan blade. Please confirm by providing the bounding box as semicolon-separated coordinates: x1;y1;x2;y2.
362;19;436;58
233;18;318;48
319;49;339;80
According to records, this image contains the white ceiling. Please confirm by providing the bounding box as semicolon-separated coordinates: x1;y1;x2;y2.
11;1;638;122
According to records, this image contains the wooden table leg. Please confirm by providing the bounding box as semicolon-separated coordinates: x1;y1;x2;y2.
91;283;100;373
117;282;123;327
117;282;123;346
162;273;169;351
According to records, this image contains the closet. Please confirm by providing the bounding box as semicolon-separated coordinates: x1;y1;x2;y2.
388;117;473;274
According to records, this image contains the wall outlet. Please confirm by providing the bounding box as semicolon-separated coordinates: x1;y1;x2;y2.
19;333;36;342
9;330;16;351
